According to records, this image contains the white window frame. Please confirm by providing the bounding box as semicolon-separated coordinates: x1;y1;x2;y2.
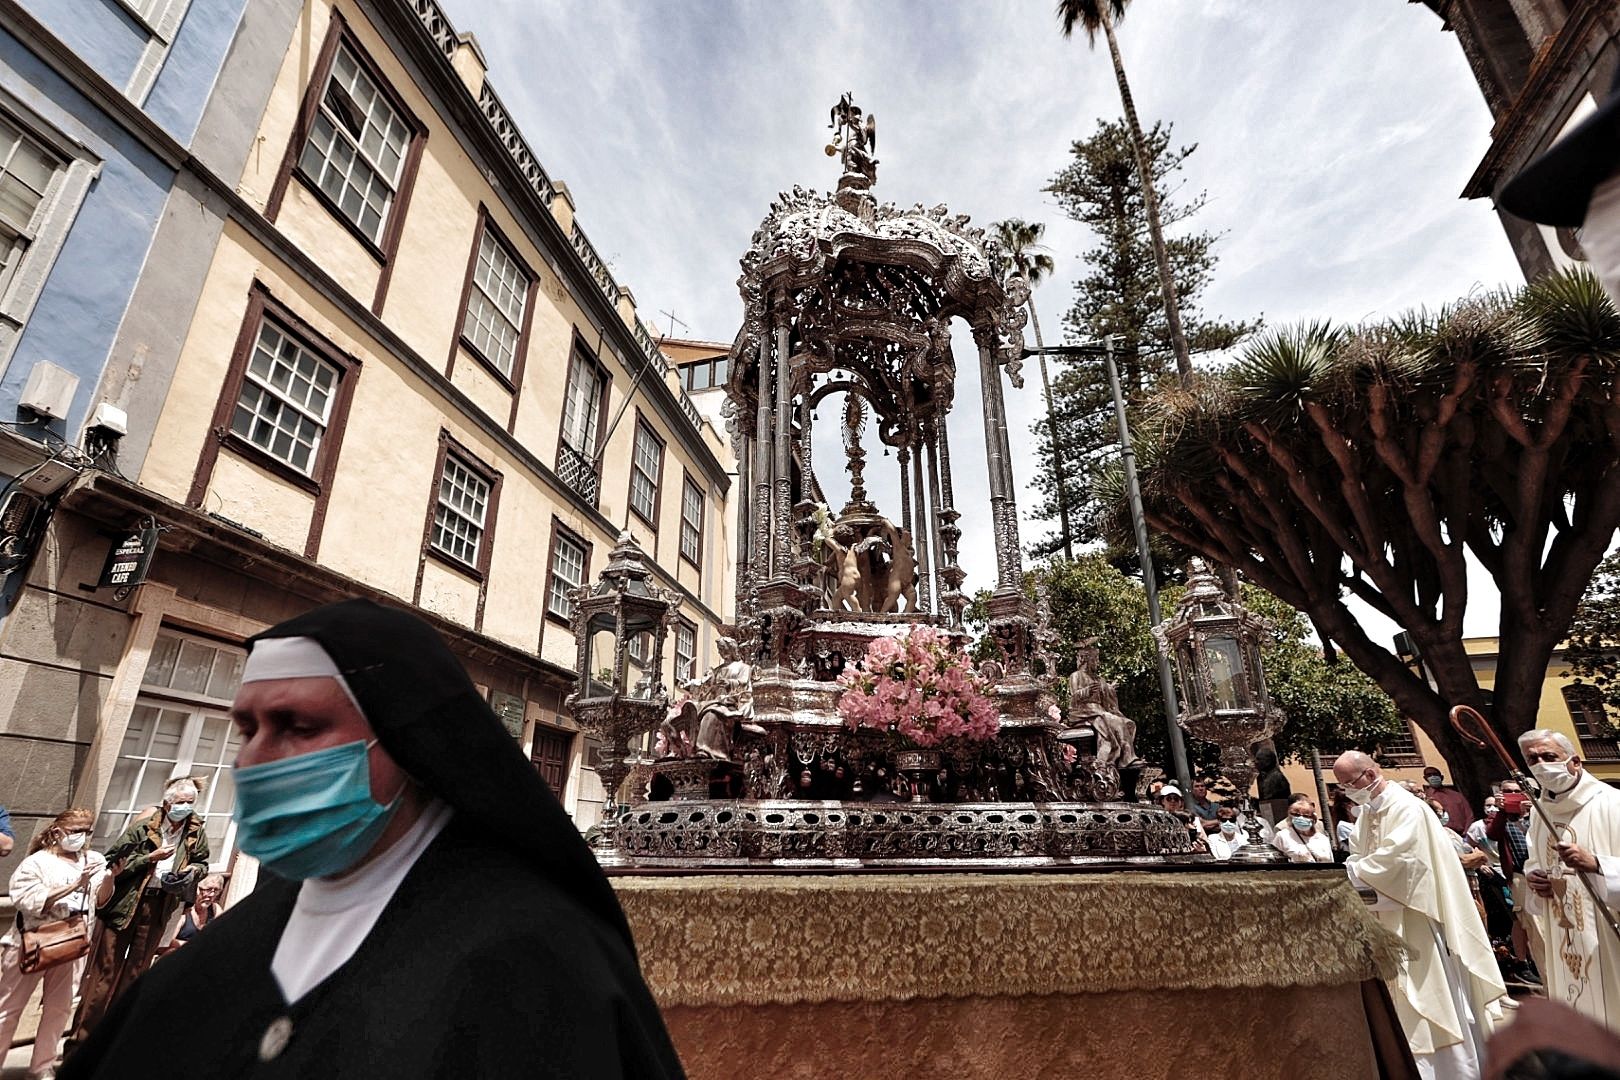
680;477;703;565
230;317;340;476
431;452;491;567
674;622;695;684
547;531;587;622
462;227;529;378
629;420;661;526
0;90;100;383
560;350;603;457
95;629;246;872
297;42;411;246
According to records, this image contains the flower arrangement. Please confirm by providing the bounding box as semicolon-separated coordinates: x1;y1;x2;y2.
836;625;1000;747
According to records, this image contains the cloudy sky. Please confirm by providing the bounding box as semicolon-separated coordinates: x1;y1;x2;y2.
441;0;1525;644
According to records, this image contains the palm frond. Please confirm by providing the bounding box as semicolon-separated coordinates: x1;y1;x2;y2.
1228;321;1341;423
1515;268;1620;370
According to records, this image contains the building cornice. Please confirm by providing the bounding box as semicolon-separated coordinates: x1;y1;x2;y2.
1461;3;1617;200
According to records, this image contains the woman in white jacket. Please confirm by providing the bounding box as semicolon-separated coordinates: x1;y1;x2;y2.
0;808;110;1079
1271;795;1336;863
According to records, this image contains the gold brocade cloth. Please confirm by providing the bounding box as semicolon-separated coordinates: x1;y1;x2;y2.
612;869;1403;1008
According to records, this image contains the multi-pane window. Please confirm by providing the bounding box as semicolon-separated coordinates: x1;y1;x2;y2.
679;356;728;392
561;351;603;456
675;622;696;684
628;633;649;666
680;477;703;565
1565;684;1620;763
298;44;410;244
547;531;587;621
230;320;339;475
431;454;490;567
462;228;529;378
630;421;661;525
0;117;60;296
95;631;245;869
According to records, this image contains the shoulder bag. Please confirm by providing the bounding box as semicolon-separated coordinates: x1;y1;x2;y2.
16;880;93;974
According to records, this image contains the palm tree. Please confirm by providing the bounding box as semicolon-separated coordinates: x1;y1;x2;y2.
1056;0;1192;385
993;218;1074;559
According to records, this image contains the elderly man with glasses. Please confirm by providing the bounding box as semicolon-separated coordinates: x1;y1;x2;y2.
1517;729;1620;1029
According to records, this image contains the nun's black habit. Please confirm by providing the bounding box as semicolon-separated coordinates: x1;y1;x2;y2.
61;599;685;1079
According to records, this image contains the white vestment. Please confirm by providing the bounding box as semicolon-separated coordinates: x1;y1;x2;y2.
1348;784;1506;1076
1523;770;1620;1029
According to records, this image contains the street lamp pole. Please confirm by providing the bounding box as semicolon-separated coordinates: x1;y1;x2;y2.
1022;338;1192;793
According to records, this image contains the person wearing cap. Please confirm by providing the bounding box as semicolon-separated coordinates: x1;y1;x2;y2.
1333;750;1507;1077
59;599;684;1078
1517;729;1620;1029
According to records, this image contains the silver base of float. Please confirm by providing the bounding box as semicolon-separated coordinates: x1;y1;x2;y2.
597;800;1219;869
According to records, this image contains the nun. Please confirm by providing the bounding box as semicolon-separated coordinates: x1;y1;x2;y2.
60;599;684;1079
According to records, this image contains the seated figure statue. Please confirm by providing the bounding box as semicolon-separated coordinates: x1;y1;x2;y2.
1068;638;1145;773
660;636;765;762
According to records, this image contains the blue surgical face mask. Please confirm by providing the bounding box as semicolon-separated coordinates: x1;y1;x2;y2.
232;739;399;880
167;803;194;822
1291;815;1314;832
1219;821;1238;836
1439;810;1450;826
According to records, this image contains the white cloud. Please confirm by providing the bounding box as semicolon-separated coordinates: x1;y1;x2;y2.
441;0;1523;640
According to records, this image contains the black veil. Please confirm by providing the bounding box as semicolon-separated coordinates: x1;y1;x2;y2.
249;598;635;951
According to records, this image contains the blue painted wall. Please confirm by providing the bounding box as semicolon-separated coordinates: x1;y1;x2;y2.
0;0;252;436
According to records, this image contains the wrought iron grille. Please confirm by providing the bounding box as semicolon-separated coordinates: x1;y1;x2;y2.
556;441;600;506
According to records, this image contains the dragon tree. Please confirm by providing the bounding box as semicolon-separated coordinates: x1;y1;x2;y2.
1108;270;1620;802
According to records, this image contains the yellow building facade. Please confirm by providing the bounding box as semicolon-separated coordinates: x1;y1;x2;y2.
0;0;736;881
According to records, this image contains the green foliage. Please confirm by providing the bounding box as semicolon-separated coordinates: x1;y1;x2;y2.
1565;551;1620;732
1029;118;1257;556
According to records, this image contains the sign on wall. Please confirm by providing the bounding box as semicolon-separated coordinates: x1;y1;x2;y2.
489;690;525;739
97;525;159;590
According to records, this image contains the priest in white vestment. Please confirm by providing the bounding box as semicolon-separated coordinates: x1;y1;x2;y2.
1333;751;1507;1080
1518;729;1620;1030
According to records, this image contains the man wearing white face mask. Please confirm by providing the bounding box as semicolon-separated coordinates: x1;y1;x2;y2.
1517;729;1620;1029
1333;751;1507;1079
67;777;208;1049
1498;68;1620;305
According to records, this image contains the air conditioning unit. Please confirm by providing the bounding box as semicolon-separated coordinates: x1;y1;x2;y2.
18;362;78;421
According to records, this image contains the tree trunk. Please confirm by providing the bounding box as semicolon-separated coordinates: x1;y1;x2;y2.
1100;8;1193;386
1027;291;1073;560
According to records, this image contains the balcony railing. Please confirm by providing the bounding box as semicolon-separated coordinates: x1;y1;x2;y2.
556;441;600;506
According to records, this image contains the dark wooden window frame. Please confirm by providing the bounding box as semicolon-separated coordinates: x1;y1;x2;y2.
189;281;362;560
679;469;705;571
415;430;503;588
626;409;664;533
543;516;593;631
554;332;612;499
264;9;428;315
679;354;729;392
447;205;539;419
